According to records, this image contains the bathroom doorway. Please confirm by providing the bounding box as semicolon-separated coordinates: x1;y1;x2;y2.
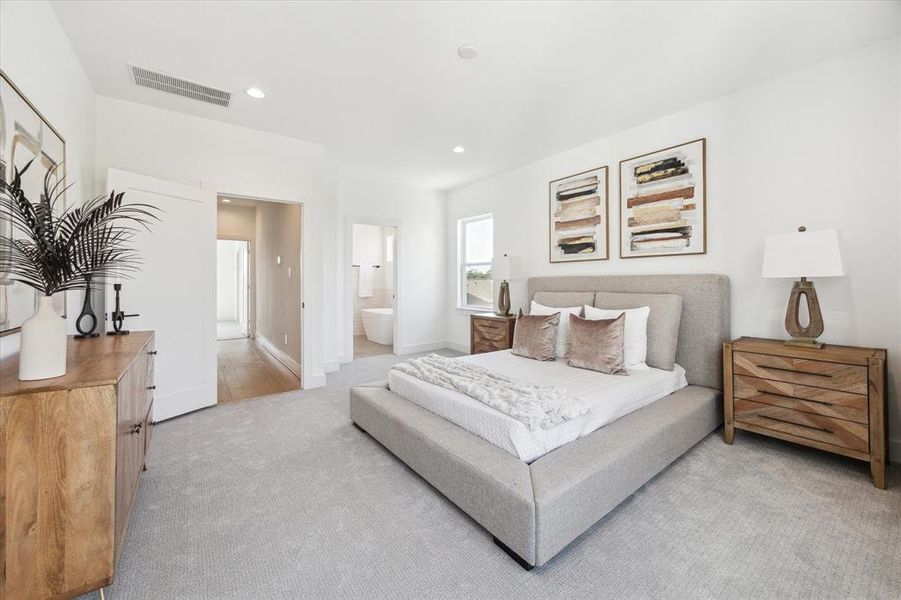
350;222;397;359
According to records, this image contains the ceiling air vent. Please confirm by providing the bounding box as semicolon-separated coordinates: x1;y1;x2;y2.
129;64;231;107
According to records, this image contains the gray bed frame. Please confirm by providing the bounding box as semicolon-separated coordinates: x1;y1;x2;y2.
350;274;730;569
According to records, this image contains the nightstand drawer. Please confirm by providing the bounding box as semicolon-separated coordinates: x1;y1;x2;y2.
473;318;508;335
473;340;507;354
734;398;869;453
733;351;867;394
734;375;868;424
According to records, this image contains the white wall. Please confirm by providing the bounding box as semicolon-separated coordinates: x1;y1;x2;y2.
216;240;239;321
338;176;446;360
0;0;97;358
95;96;335;386
446;38;901;457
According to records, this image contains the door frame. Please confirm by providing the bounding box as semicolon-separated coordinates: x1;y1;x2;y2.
216;236;254;338
204;181;306;388
343;215;402;361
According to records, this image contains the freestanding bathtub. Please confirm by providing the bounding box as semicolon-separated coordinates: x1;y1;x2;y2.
361;307;393;346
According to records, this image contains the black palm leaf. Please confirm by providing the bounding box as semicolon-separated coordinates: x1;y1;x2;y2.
0;160;160;296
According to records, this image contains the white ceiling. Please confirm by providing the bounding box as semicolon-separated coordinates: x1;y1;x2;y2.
52;1;900;190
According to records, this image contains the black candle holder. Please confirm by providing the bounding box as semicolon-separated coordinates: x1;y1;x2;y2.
75;274;100;339
107;283;139;336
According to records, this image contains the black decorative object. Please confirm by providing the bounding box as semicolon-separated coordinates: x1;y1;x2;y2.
107;283;139;336
74;274;100;338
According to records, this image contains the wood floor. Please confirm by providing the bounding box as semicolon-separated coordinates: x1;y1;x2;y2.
217;338;301;403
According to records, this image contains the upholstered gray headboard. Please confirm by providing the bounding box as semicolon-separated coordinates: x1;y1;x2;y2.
527;274;730;389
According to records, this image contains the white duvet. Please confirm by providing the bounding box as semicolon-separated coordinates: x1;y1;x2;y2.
388;350;687;462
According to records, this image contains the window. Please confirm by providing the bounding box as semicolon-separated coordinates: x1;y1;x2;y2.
458;214;493;309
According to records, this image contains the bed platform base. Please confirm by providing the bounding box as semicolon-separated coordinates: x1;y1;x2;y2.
493;537;534;571
350;381;721;568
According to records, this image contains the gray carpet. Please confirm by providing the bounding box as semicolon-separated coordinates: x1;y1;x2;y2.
86;351;900;599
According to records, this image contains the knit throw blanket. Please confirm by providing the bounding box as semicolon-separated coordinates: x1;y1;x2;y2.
391;354;587;430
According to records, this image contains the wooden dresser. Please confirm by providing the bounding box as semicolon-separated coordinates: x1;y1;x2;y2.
470;313;517;355
724;337;887;488
1;332;156;599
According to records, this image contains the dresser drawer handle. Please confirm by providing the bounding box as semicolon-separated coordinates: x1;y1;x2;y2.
148;350;158;355
760;414;831;434
130;422;143;435
147;385;156;390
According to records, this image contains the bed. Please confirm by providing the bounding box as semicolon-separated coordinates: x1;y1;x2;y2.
350;274;730;569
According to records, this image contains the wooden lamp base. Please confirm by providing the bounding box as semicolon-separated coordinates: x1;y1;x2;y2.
784;277;824;348
496;280;511;316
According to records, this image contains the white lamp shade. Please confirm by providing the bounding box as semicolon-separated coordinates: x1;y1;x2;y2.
761;229;844;278
491;254;512;280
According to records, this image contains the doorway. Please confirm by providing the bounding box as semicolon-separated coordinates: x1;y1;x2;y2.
216;196;302;403
216;239;250;340
351;223;397;359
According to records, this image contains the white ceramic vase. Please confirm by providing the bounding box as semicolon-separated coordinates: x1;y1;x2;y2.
19;295;67;381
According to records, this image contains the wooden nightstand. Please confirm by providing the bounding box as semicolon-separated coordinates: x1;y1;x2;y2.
724;337;888;489
470;313;517;355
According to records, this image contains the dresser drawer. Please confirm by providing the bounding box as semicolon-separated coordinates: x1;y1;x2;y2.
733;375;868;424
733;351;867;394
734;398;869;453
473;340;508;354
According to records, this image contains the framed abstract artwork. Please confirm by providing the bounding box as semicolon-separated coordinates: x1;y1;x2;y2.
548;165;609;263
619;138;706;258
0;70;67;335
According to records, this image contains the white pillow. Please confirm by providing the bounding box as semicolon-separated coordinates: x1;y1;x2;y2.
583;304;650;370
530;301;582;358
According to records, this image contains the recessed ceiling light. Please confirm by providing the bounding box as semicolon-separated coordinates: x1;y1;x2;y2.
245;87;266;99
221;198;232;203
457;45;478;59
453;146;465;154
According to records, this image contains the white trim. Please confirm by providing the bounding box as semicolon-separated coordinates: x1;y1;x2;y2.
255;334;302;377
395;340;450;355
446;341;471;354
457;213;494;311
322;359;341;373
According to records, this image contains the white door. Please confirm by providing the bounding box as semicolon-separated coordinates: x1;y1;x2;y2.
106;168;217;420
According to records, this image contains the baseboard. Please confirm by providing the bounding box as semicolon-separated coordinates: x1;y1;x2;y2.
304;372;327;389
255;334;302;378
446;341;470;354
395;340;450;355
323;359;340;374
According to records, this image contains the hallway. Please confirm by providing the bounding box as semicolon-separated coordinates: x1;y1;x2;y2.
217;338;301;403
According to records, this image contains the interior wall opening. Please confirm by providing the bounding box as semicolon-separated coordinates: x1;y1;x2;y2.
351;223;397;359
216;196;303;403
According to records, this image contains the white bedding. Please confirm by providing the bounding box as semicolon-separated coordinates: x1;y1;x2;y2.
388;350;688;462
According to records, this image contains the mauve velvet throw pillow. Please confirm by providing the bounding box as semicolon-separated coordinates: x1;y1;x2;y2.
565;313;629;375
511;309;559;361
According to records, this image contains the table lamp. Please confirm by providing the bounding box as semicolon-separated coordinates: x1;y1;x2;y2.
761;226;843;348
491;253;514;316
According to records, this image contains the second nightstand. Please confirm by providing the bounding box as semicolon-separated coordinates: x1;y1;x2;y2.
470;313;517;355
724;337;888;489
